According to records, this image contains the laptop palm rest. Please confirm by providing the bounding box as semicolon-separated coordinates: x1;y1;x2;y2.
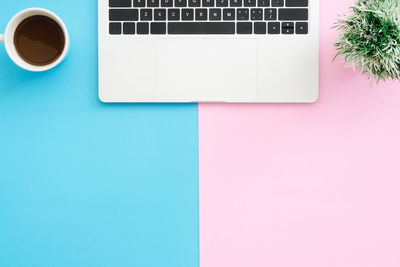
155;39;257;102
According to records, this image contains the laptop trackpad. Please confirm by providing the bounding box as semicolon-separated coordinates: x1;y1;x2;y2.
156;39;257;101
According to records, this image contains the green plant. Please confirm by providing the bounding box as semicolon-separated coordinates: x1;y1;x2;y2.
334;0;400;81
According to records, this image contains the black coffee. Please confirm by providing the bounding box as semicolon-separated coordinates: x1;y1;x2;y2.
14;15;65;66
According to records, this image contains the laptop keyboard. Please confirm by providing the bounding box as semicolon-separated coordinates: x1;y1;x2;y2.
108;0;309;35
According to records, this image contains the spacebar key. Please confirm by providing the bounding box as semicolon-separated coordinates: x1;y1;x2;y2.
168;22;235;34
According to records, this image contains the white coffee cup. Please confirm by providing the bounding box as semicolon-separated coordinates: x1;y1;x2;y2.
0;8;70;72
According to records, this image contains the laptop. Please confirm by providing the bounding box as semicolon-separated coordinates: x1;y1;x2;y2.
98;0;319;102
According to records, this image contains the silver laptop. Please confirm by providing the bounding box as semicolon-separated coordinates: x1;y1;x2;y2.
98;0;319;102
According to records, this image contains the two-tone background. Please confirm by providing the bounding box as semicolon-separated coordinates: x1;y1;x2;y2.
1;1;400;266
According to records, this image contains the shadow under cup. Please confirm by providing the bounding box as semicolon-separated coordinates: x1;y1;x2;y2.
14;15;66;67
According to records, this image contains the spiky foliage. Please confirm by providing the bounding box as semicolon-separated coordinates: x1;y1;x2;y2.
334;0;400;81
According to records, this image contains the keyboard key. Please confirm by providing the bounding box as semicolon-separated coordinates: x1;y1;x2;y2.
109;0;131;7
268;21;280;34
251;8;263;20
216;0;228;6
123;22;135;34
151;22;166;34
282;28;294;34
237;22;252;34
154;9;166;20
286;0;308;7
147;0;159;6
161;0;173;6
133;0;146;7
202;0;215;7
109;9;139;21
168;22;235;34
168;9;180;20
257;0;269;6
189;0;201;7
279;8;308;20
282;22;294;27
264;8;277;20
209;9;222;20
237;9;249;20
137;22;149;34
244;0;256;7
230;0;242;7
271;0;283;6
182;9;194;20
109;22;122;34
282;27;294;34
254;22;266;34
140;9;153;20
296;22;308;34
175;0;187;6
195;9;208;20
223;9;235;20
282;21;294;34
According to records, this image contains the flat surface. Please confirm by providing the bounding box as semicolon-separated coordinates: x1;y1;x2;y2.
0;1;198;267
199;1;400;267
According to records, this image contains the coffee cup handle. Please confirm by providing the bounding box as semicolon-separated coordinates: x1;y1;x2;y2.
0;34;4;43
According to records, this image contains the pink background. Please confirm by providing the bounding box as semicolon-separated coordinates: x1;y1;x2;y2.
199;1;400;267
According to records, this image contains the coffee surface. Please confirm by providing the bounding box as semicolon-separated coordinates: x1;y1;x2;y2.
14;15;65;66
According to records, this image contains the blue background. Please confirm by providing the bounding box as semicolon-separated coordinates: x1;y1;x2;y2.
0;1;199;266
